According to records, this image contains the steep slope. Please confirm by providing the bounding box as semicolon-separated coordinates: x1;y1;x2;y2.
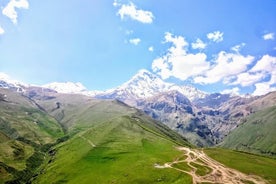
0;88;64;144
137;91;214;147
31;92;138;133
220;106;276;156
186;91;276;147
0;88;64;183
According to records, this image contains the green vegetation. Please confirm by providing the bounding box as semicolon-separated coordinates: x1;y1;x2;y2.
1;89;192;183
1;88;276;183
205;148;276;183
171;162;190;172
190;162;212;176
0;139;34;170
0;89;64;183
34;116;192;184
220;106;276;156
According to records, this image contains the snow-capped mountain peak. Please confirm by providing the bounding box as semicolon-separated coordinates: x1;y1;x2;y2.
0;72;27;92
96;69;207;101
42;82;87;94
118;69;170;97
42;82;99;96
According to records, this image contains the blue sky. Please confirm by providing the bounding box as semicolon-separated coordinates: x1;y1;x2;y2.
0;0;275;95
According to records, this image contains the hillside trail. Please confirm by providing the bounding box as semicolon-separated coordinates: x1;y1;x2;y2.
155;147;267;184
78;134;96;148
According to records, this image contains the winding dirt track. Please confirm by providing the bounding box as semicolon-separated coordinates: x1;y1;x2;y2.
155;147;267;184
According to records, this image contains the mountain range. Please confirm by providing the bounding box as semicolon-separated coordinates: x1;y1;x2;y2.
1;70;276;183
1;69;276;149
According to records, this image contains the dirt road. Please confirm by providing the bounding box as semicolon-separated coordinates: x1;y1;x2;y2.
155;147;267;184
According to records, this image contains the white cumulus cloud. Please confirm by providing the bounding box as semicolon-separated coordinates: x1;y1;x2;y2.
227;55;276;95
2;0;29;25
116;2;154;24
221;87;240;95
164;32;188;55
231;43;246;53
151;32;276;96
152;32;210;80
148;46;154;52
207;31;224;42
263;32;274;40
191;38;207;50
250;55;276;73
152;57;171;79
194;51;254;84
253;82;276;96
218;54;276;96
250;55;276;95
230;72;265;87
129;38;141;45
0;26;5;35
113;0;120;7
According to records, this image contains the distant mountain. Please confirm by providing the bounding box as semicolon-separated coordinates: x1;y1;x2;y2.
0;73;101;97
136;89;276;147
42;82;100;96
193;93;232;109
0;73;27;92
137;90;214;146
95;69;206;105
42;82;86;93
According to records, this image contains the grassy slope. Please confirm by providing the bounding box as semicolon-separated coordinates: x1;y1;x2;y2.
205;148;276;184
35;94;140;133
0;89;64;144
0;89;64;183
220;106;276;156
35;116;192;184
33;95;192;184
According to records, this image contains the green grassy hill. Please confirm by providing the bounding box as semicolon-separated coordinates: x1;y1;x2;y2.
33;115;192;184
220;106;276;156
0;89;64;183
31;93;192;183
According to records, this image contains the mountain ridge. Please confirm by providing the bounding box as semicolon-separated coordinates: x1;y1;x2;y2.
1;70;208;102
1;70;276;148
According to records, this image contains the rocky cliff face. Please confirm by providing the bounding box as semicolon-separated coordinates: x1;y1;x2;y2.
136;91;214;146
135;90;276;146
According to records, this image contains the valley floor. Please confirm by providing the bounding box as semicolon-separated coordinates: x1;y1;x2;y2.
155;147;267;184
